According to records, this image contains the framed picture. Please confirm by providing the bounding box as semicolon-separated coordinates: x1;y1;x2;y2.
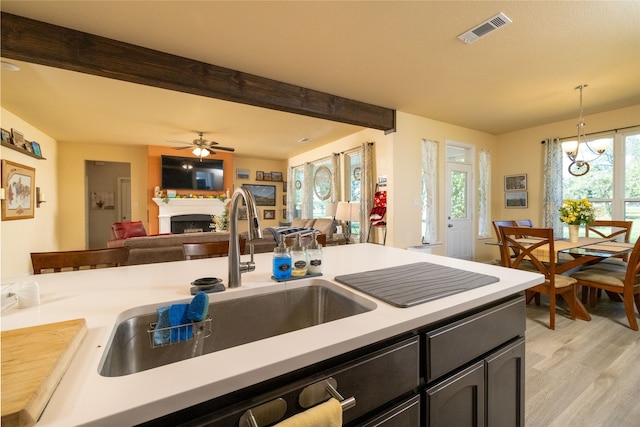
263;172;272;181
271;171;283;182
263;209;276;220
505;192;528;208
236;168;250;180
238;207;247;220
30;141;42;157
0;128;11;143
283;195;287;205
11;129;25;148
504;174;527;191
24;141;34;153
1;159;36;220
283;181;287;192
242;184;276;206
256;171;264;181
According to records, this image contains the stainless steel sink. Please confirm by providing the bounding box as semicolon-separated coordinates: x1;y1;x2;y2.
99;280;375;377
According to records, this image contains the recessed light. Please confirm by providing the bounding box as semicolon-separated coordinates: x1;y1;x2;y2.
1;61;20;71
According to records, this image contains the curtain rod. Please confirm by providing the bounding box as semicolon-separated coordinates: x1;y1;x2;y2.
557;124;640;141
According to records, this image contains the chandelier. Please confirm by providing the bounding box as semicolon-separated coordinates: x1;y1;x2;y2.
561;84;609;176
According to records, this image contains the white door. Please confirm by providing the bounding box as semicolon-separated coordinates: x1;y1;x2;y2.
446;161;474;259
117;177;132;221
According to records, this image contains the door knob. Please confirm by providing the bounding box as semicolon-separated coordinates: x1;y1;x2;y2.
448;224;453;228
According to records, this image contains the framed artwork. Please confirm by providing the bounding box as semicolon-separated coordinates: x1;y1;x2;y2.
313;166;332;201
1;159;36;220
0;128;11;143
271;171;283;182
24;141;34;153
283;181;287;192
236;168;250;180
504;174;527;191
30;141;42;157
283;195;287;205
256;171;264;181
263;172;272;181
11;129;25;148
505;192;528;209
238;207;247;220
242;184;276;206
263;209;276;220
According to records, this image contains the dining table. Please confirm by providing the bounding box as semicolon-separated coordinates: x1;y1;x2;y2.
490;236;635;322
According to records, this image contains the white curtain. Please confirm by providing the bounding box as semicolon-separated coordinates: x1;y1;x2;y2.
360;142;375;242
478;149;491;238
286;166;295;221
301;162;314;218
330;153;340;203
542;138;563;236
421;139;438;243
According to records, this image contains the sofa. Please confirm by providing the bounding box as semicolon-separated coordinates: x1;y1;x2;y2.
107;218;342;266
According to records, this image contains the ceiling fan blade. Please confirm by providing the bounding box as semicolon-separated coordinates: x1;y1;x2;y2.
211;146;235;152
173;146;192;150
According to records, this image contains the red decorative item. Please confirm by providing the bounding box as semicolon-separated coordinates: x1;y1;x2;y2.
374;191;387;207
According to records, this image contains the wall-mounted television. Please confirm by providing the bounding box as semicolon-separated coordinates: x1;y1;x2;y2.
161;155;224;191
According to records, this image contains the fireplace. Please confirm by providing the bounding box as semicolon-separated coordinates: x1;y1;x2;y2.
171;214;213;234
153;197;226;234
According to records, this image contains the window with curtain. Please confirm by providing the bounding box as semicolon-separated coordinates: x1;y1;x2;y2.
562;128;640;241
292;158;337;219
478;149;491;238
292;165;304;219
343;149;362;237
421;139;437;243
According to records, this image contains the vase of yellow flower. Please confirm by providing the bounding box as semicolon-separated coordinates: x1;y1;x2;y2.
559;198;595;243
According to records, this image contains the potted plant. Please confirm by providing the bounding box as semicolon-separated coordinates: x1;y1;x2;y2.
559;198;595;242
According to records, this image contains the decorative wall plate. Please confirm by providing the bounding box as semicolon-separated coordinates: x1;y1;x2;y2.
313;166;332;200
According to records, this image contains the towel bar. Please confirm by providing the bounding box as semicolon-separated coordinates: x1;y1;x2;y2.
239;398;286;427
299;377;356;411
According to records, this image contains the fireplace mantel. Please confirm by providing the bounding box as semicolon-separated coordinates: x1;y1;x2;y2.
153;198;227;233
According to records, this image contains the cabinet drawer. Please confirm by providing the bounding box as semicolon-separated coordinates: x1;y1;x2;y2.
356;395;420;427
424;296;525;382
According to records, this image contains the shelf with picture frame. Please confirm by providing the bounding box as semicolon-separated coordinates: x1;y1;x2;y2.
1;128;46;160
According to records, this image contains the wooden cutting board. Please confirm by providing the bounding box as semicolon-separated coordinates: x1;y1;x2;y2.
1;318;87;427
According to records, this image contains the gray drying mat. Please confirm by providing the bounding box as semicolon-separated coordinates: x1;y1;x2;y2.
334;262;500;308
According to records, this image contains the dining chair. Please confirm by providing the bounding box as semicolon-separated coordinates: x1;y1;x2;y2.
585;220;633;262
570;236;640;330
499;226;577;330
283;233;327;248
183;239;245;260
515;219;533;227
31;247;130;274
492;221;517;266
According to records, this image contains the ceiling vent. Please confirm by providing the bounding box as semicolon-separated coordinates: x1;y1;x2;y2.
457;12;512;44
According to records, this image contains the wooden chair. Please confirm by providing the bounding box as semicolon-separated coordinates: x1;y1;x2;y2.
570;236;640;331
183;239;245;260
499;226;577;330
515;219;533;227
31;247;130;274
586;220;632;261
492;221;516;266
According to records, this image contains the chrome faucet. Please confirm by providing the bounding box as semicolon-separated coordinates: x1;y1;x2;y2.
228;187;263;288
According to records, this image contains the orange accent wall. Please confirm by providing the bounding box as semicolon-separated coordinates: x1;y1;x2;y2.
147;146;234;234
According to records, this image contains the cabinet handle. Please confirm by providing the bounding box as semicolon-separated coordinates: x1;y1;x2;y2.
299;377;356;411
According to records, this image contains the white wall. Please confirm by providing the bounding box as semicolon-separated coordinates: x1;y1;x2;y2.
1;108;58;278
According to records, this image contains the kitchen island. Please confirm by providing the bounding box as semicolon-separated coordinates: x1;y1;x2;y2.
1;244;542;426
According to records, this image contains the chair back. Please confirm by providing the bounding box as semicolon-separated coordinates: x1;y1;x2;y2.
585;220;632;242
624;235;640;284
515;219;533;227
183;239;245;260
31;247;130;274
492;220;516;239
499;226;556;279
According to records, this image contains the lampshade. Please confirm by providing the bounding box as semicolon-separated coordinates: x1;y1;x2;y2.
325;202;337;217
349;202;361;222
335;202;351;221
192;147;210;157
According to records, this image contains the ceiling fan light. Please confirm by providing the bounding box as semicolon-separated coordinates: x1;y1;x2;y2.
192;147;203;156
200;148;210;157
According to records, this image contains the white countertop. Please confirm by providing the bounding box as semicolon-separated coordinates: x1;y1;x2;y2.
1;244;542;426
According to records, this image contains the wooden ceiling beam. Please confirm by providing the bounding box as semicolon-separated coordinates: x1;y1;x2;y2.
1;13;395;132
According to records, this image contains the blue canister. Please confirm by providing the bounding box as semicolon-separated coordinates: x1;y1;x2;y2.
272;240;292;279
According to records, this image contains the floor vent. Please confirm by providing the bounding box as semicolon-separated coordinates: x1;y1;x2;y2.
458;12;512;44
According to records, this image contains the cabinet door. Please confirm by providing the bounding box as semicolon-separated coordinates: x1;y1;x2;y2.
486;337;525;427
425;361;485;427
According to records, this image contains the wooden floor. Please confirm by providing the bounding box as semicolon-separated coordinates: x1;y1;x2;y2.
525;295;640;426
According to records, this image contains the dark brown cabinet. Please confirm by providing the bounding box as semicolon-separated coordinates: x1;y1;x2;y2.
141;295;525;426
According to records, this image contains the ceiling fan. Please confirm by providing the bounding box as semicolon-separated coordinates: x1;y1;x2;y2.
170;131;235;157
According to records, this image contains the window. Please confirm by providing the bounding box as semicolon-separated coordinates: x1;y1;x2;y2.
562;129;640;241
292;158;336;219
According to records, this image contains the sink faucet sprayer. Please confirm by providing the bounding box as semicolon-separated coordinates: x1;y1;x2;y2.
228;187;263;288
